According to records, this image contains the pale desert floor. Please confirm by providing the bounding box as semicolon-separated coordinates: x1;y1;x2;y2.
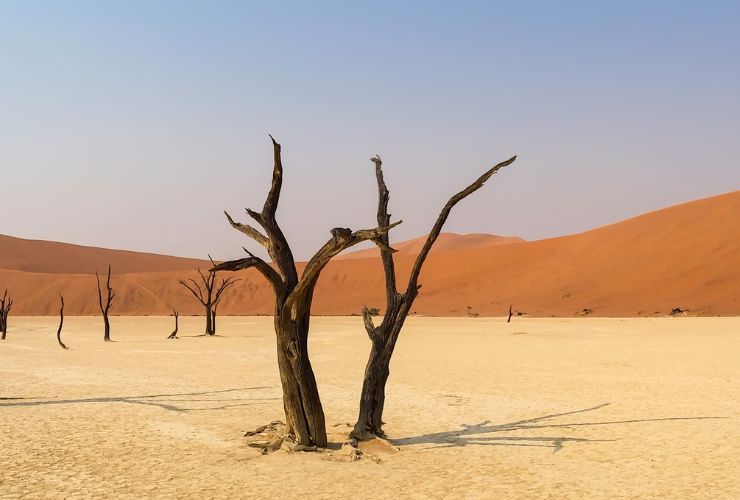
1;316;738;499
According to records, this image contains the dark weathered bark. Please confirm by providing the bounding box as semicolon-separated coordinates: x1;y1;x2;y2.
0;289;13;340
57;294;68;350
205;304;213;334
167;308;179;339
96;265;115;342
212;136;400;448
179;259;237;336
352;153;516;441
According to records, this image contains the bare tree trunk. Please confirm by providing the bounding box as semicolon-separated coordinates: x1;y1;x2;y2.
103;316;111;342
0;289;12;340
167;309;179;339
507;304;513;323
274;301;327;446
352;153;516;442
354;339;391;438
57;294;68;350
205;305;214;335
213;136;399;448
97;266;115;342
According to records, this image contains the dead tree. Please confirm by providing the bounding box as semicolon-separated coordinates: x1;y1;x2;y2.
167;308;179;339
669;307;688;317
96;265;115;341
507;304;513;323
211;136;400;447
178;258;238;335
0;289;13;340
57;294;68;350
351;153;516;442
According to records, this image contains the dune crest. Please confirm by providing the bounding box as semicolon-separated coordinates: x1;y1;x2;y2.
1;191;738;316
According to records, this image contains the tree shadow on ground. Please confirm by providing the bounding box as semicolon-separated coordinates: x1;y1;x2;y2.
0;387;279;413
391;403;727;453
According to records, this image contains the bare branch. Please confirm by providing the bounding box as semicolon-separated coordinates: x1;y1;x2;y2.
225;211;269;248
196;268;210;286
406;155;516;291
263;134;283;219
210;255;283;291
178;279;207;305
96;271;104;312
213;276;240;305
292;221;402;302
370;155;400;303
361;306;377;339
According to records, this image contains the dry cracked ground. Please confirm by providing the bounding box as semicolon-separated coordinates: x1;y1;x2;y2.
1;316;738;499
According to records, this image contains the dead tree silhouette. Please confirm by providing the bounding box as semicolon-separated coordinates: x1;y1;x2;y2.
0;289;14;340
57;294;68;350
351;153;516;442
96;265;115;341
167;308;179;339
211;136;400;448
179;257;238;335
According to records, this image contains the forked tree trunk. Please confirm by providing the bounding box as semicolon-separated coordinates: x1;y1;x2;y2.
97;266;115;342
352;153;516;441
213;136;399;448
179;261;237;337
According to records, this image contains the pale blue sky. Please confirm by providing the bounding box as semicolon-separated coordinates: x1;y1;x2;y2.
1;1;738;260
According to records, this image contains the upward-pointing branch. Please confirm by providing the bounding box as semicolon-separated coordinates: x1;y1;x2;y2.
406;155;517;291
264;134;283;219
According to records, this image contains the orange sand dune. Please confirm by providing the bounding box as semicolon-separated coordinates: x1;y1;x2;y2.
0;234;208;274
338;232;524;259
1;191;738;316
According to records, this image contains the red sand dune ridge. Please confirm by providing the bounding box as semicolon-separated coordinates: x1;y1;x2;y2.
1;190;738;316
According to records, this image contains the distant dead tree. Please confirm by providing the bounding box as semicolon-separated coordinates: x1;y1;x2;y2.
96;265;115;342
0;289;13;340
507;304;513;323
577;308;593;316
179;257;238;336
167;308;179;339
211;136;399;448
351;153;516;442
57;294;68;350
669;307;688;317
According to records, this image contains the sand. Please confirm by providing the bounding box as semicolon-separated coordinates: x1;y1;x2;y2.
2;190;739;317
1;316;738;498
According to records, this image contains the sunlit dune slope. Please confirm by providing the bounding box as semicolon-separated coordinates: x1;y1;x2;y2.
1;191;738;316
0;234;208;274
